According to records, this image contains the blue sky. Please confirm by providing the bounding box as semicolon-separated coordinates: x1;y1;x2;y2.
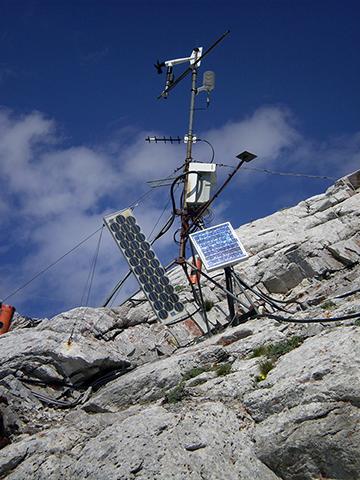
0;0;359;318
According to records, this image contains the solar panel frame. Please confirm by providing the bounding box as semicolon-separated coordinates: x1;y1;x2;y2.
189;222;248;272
104;208;187;324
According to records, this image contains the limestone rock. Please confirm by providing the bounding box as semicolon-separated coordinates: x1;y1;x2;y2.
0;328;130;385
252;401;360;480
243;327;360;422
0;403;281;480
1;170;360;480
84;343;229;412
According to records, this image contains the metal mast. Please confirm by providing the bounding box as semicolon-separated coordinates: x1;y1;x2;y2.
179;55;199;260
154;32;230;261
102;32;229;308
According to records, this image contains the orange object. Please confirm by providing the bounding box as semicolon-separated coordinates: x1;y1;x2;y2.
190;257;202;285
0;303;15;335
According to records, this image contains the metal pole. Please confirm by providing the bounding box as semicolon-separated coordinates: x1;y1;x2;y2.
224;267;236;321
189;240;211;334
231;269;260;313
183;259;250;309
179;64;198;260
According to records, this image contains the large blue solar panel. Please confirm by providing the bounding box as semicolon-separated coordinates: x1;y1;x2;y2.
190;222;248;272
104;208;186;323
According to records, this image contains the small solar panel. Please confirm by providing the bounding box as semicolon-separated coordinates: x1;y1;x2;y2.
104;208;186;323
190;222;248;272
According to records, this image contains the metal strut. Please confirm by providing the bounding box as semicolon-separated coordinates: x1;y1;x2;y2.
181;258;291;326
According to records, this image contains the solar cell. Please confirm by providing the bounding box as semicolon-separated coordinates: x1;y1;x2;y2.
104;208;187;323
189;222;248;272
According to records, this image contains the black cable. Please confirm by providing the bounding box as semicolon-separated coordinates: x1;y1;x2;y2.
161;168;216;249
129;188;154;209
80;263;93;305
153;163;229;247
233;275;299;312
87;367;133;390
152;212;176;242
68;228;104;343
257;311;360;324
80;226;104;306
2;226;104;302
85;226;103;306
30;389;91;408
198;138;215;163
227;268;304;313
334;287;360;299
256;285;304;307
242;166;336;181
173;162;186;175
148;184;179;242
151;171;196;242
149;173;185;243
173;228;181;245
216;163;336;181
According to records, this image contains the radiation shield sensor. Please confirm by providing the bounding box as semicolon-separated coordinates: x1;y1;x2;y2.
185;162;217;207
189;222;248;272
104;208;187;324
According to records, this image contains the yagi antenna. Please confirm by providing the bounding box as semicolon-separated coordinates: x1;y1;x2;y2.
156;30;230;99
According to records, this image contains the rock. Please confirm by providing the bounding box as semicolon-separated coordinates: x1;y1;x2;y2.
10;313;43;330
37;306;131;339
185;370;217;387
184;442;207;451
0;375;47;441
187;358;258;402
0;402;281;480
0;324;132;443
215;327;253;346
327;235;360;266
200;286;219;305
252;402;360;480
0;329;130;385
263;261;307;293
241;327;360;479
83;344;229;412
221;319;288;358
243;327;360;422
1;170;360;480
233;170;360;297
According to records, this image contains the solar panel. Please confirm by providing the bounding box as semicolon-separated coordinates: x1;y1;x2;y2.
189;222;248;272
104;208;186;323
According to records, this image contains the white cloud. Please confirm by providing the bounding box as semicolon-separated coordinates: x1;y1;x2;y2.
205;106;300;164
289;132;360;178
120;133;182;183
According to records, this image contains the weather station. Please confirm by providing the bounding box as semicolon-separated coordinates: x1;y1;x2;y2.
1;31;355;346
100;30;281;345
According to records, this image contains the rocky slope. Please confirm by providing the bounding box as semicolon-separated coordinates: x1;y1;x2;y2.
0;170;359;480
